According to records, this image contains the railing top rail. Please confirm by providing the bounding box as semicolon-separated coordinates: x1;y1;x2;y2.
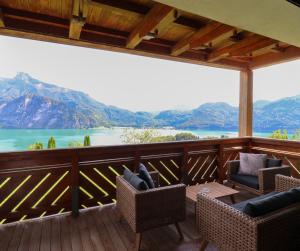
251;137;300;148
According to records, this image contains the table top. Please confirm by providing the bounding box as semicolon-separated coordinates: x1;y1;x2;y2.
186;182;239;202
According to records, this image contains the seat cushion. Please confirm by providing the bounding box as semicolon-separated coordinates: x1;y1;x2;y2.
139;163;155;188
123;169;149;191
239;153;267;176
231;174;259;189
233;188;300;217
266;158;282;168
232;191;278;212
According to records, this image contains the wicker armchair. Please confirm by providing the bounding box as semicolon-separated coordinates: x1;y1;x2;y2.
116;171;186;251
197;175;300;251
227;158;290;194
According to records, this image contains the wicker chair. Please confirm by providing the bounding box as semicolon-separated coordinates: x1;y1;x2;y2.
197;175;300;251
116;171;186;251
227;158;290;194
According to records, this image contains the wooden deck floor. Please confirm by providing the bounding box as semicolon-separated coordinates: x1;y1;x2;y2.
0;190;254;251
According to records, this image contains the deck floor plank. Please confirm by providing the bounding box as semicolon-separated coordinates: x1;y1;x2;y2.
60;215;73;251
0;223;15;251
51;217;61;251
28;220;42;251
40;219;51;251
0;190;253;251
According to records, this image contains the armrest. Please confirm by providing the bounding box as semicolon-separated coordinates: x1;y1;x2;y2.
135;184;186;232
116;176;137;230
258;166;290;192
227;160;240;178
275;174;300;192
197;193;258;250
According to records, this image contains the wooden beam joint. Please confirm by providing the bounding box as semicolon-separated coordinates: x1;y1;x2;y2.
69;0;88;40
126;3;179;49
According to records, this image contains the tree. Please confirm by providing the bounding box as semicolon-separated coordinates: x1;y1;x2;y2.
29;142;44;150
292;129;300;140
47;136;56;149
121;128;199;144
121;128;160;144
68;141;83;148
269;129;289;140
174;132;199;141
84;135;91;146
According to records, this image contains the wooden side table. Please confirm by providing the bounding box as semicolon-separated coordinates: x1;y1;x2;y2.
186;182;239;214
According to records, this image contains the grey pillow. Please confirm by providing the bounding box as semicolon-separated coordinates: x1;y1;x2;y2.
123;169;149;191
139;163;155;188
239;153;267;176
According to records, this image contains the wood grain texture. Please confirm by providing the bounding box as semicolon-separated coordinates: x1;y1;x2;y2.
239;69;253;137
186;182;239;202
0;0;297;69
0;192;256;251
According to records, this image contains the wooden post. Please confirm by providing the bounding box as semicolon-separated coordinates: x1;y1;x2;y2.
180;146;189;184
239;69;253;137
71;152;79;217
217;144;225;182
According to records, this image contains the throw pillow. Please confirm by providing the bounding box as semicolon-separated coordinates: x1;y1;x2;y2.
139;163;155;188
238;153;267;176
123;169;149;190
266;158;282;168
243;187;300;217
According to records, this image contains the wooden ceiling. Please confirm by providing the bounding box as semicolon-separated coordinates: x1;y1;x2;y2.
0;0;300;70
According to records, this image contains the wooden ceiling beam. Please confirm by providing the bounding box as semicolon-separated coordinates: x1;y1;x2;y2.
90;0;202;31
249;46;300;69
0;8;5;28
171;22;235;56
89;0;147;17
230;38;277;57
126;3;179;49
69;0;88;40
207;34;265;62
171;21;220;56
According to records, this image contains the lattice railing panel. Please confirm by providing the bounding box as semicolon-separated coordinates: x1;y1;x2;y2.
0;166;71;224
252;146;300;178
141;154;182;186
0;137;252;224
186;151;218;185
79;159;134;208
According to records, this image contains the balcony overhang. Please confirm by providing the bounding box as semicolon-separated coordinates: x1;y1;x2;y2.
0;0;299;71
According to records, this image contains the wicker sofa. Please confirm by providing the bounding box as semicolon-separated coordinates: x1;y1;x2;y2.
197;175;300;251
116;171;186;251
227;158;290;194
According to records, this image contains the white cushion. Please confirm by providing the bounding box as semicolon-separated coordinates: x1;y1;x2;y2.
239;153;267;176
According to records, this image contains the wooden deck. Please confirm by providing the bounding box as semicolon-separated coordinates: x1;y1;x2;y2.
0;189;254;251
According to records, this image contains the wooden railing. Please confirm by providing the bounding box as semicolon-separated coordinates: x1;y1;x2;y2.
4;136;300;225
251;137;300;179
0;137;249;224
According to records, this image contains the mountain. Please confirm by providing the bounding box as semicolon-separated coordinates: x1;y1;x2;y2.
0;73;154;128
0;72;299;131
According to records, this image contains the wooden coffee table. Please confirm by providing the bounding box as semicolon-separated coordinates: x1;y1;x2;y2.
186;182;239;211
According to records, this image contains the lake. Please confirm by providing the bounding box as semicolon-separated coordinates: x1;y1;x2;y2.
0;128;271;152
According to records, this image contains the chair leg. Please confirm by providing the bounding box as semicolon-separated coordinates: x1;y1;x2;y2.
174;222;184;240
135;233;142;251
199;239;208;251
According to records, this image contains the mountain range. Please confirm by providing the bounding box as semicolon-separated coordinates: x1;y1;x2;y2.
0;72;298;132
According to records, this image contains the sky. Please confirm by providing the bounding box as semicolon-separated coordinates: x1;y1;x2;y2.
0;35;300;112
